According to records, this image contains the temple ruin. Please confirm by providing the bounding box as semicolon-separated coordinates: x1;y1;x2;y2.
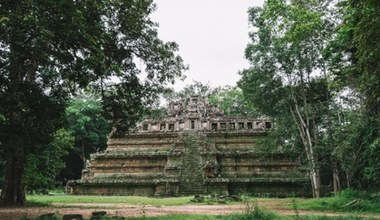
68;96;310;196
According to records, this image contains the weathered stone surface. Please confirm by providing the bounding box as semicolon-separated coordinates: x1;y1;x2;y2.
62;214;83;220
69;96;310;196
37;213;57;220
90;211;107;220
92;211;107;216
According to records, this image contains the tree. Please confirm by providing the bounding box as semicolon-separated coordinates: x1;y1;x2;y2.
330;106;368;188
66;93;110;169
330;0;380;116
60;92;110;181
208;86;258;117
327;0;380;187
25;129;73;192
163;81;220;102
0;0;186;205
239;0;334;197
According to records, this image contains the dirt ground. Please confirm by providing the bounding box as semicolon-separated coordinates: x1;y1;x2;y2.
0;200;380;220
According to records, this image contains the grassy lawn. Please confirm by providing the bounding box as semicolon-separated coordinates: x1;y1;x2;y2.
126;214;222;220
23;189;380;220
27;189;380;213
125;214;375;220
295;189;380;214
27;195;194;206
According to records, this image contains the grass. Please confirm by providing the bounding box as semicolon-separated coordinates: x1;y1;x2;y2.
27;195;194;206
124;215;375;220
27;190;380;211
23;214;376;220
296;189;380;213
125;214;223;220
24;189;380;219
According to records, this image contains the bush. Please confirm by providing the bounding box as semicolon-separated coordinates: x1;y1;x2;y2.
297;189;380;213
223;197;277;220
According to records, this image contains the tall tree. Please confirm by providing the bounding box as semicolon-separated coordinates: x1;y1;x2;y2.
56;92;111;182
0;0;186;205
327;0;380;187
239;0;333;197
25;129;73;192
333;0;380;115
66;93;110;168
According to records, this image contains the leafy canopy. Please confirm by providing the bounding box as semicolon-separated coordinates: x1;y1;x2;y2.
0;0;186;205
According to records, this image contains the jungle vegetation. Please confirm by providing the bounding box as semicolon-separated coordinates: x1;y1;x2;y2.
0;0;379;206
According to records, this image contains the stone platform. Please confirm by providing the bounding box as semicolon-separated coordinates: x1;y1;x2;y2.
68;96;310;196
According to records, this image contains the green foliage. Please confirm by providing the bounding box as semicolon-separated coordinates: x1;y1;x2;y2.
164;82;259;118
240;0;332;120
297;189;380;213
208;86;258;117
25;129;74;192
239;0;335;197
57;92;111;181
66;93;111;161
329;108;371;187
329;0;380;115
292;197;301;220
143;106;168;120
236;197;278;220
0;0;186;205
364;137;380;185
0;159;4;188
326;0;380;188
238;0;380;194
224;212;277;220
254;112;302;155
163;81;220;102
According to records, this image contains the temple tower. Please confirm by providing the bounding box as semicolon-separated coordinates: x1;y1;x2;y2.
68;96;310;196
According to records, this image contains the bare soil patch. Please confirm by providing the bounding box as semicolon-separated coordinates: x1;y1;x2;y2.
0;199;379;219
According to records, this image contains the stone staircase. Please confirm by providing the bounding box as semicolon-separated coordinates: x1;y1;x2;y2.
179;133;205;195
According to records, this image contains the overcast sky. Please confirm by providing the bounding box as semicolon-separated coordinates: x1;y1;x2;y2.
151;0;264;90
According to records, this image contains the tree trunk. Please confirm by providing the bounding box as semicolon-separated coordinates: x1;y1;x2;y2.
332;162;341;194
81;141;86;168
346;172;351;188
1;145;26;206
290;100;321;198
309;158;321;198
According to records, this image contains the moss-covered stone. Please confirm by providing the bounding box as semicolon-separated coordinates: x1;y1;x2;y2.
68;97;310;197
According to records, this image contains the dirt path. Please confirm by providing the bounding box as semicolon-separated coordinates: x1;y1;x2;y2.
1;201;380;219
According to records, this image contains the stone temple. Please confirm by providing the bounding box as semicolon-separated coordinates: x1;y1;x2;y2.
68;96;310;196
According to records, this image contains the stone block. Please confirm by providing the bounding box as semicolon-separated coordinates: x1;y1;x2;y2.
62;214;83;220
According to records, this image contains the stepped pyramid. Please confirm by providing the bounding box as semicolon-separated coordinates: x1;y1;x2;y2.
68;96;310;196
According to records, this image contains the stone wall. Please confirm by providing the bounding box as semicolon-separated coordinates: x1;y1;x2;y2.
68;96;310;196
69;131;310;197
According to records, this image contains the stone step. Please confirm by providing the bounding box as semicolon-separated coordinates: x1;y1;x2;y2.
178;134;205;195
180;186;204;190
180;187;204;191
180;188;204;192
180;190;205;195
180;177;203;180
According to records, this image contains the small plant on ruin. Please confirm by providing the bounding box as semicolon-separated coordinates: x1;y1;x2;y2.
292;197;301;220
139;203;146;218
241;197;277;220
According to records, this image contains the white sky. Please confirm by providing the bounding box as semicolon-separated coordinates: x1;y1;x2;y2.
151;0;264;90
